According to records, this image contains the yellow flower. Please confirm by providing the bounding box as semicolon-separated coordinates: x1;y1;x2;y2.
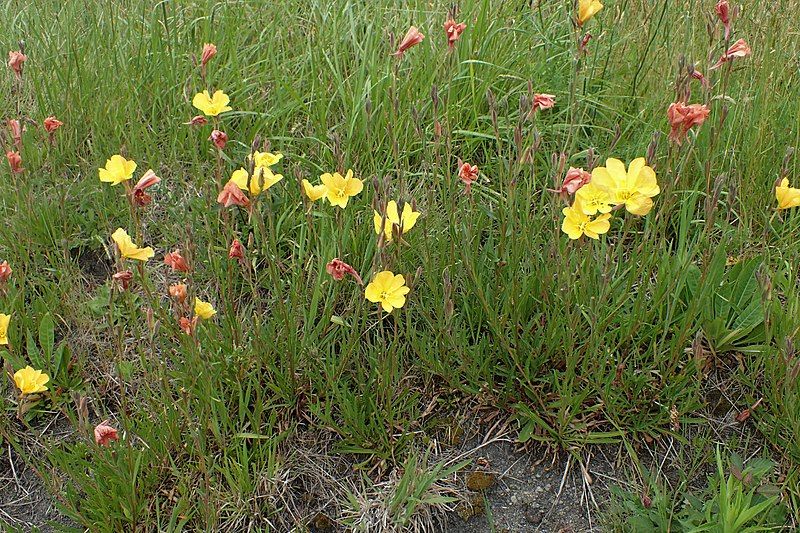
578;0;603;25
194;297;216;319
776;178;800;209
561;199;612;240
13;365;49;395
250;151;283;169
590;158;660;216
302;179;327;201
321;170;363;208
575;182;612;215
192;90;232;117
365;271;411;313
373;201;422;242
98;155;137;186
0;313;9;345
230;167;283;196
111;228;154;261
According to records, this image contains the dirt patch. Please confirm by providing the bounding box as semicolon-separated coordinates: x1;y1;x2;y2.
446;439;615;532
0;445;65;532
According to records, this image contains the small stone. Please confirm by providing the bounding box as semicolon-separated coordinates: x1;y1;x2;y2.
524;504;543;525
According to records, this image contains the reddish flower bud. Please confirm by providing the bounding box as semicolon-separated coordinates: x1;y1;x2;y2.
228;239;245;260
710;39;751;70
217;180;250;208
715;0;731;40
201;43;217;68
6;151;23;174
393;26;425;57
94;420;119;446
7;50;26;79
0;261;11;283
209;129;228;150
326;258;363;285
458;162;479;194
443;19;467;50
553;167;592;195
43;116;63;133
184;115;209;126
7;119;22;148
667;102;710;145
164;250;191;273
112;270;134;290
169;283;188;304
179;316;198;335
532;93;556;112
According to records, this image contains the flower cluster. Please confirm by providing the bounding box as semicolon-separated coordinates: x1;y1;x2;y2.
561;158;660;240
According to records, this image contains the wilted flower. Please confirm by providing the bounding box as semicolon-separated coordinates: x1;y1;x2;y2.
302;179;327;201
444;19;467;49
7;119;22;148
710;39;751;70
555;167;592;195
532;93;556;112
321;170;363;208
201;43;217;68
0;261;11;283
590;158;660;216
373;200;421;242
577;0;604;26
7;50;26;79
192;90;232;117
458;162;479;194
164;250;190;273
691;68;709;89
111;228;155;261
6;151;23;174
94;421;119;446
209;130;228;150
99;155;137;186
365;271;411;313
715;0;731;40
230;167;283;196
217;180;251;209
132;169;161;207
112;270;134;290
183;115;208;126
776;178;800;210
228;239;245;260
194;297;216;319
561;199;612;240
168;283;188;303
179;316;198;335
0;313;9;345
13;365;49;394
667;102;710;145
43;116;63;133
393;26;425;57
326;258;363;285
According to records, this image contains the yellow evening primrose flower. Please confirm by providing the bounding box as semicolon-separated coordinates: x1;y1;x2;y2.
98;155;137;186
230;167;283;196
590;158;660;216
776;178;800;209
192;90;232;117
578;0;603;25
321;170;363;208
250;151;283;169
373;201;422;242
302;179;327;201
14;366;49;395
0;313;9;345
111;228;155;261
194;297;217;319
561;199;612;240
365;270;411;313
575;182;612;215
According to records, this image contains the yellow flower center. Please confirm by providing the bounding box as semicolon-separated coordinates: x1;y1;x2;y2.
336;189;346;198
379;291;389;300
618;189;634;201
